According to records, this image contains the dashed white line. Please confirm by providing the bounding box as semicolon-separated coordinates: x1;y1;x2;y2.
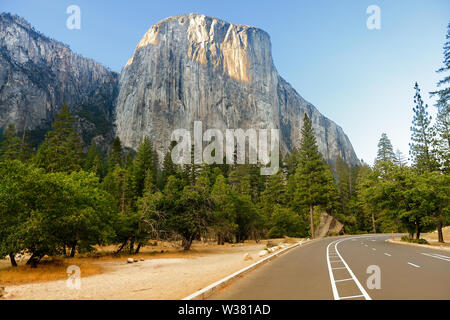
408;262;421;268
372;248;376;251
384;253;391;257
421;253;450;262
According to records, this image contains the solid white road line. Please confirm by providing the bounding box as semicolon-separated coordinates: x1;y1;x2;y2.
384;253;391;256
333;238;372;300
408;262;421;268
421;253;450;262
326;237;372;301
326;240;340;300
340;294;365;300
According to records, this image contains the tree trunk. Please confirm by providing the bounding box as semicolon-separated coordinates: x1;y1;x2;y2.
135;243;142;254
27;254;40;268
437;217;444;243
115;240;128;254
129;238;135;254
371;212;376;233
182;237;193;251
63;244;67;256
9;253;17;267
415;222;420;240
309;204;315;239
70;243;77;257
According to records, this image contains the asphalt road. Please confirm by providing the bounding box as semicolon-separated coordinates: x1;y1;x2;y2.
208;235;450;300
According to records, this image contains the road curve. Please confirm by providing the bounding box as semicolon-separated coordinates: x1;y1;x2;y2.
208;235;450;300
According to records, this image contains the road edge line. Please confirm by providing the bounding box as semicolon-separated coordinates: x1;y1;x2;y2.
182;240;308;300
386;239;450;252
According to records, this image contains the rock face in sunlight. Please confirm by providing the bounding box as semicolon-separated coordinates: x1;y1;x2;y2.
0;13;118;149
115;14;359;165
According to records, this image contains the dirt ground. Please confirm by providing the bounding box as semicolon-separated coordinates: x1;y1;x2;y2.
421;226;450;247
0;238;299;300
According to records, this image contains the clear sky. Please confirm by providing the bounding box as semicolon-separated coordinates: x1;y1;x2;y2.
1;0;449;164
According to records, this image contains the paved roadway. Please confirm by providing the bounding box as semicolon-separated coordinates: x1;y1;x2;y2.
208;235;450;300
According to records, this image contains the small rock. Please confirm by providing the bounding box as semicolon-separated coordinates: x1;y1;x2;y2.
140;258;145;261
258;250;268;257
160;250;164;253
244;253;253;261
133;259;138;263
127;258;134;264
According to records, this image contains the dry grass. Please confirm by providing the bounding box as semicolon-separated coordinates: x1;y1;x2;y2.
0;238;300;286
0;258;103;286
421;226;450;247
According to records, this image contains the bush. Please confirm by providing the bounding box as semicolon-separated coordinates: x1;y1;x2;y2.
400;236;428;245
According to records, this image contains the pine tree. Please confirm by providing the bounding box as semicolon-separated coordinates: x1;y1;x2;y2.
431;24;450;173
375;133;396;164
34;103;83;172
409;83;439;173
292;114;330;239
84;141;103;177
394;149;407;168
108;137;123;170
132;137;158;199
0;124;22;161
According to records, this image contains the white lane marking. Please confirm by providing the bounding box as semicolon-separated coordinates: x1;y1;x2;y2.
365;245;369;247
340;294;365;300
421;253;450;262
335;278;353;283
330;260;343;263
326;237;372;301
384;253;391;256
326;240;340;300
332;267;347;270
371;240;376;242
372;248;376;251
433;253;450;259
333;239;372;300
408;262;421;268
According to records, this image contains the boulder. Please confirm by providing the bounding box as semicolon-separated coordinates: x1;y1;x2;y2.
314;212;344;239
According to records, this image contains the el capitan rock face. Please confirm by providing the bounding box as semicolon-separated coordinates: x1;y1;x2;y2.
0;13;118;149
115;14;359;165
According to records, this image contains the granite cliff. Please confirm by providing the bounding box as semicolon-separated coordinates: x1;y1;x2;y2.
0;13;118;149
115;14;359;165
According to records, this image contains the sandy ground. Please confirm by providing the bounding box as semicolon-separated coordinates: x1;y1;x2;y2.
1;241;290;300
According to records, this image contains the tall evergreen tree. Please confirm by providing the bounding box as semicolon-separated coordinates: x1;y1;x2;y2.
409;82;439;173
292;114;329;239
375;133;396;164
84;141;103;177
132;137;158;199
394;148;407;168
108;137;123;170
34;103;83;172
431;24;450;173
1;124;22;161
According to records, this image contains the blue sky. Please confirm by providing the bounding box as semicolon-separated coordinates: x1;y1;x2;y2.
1;0;449;164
